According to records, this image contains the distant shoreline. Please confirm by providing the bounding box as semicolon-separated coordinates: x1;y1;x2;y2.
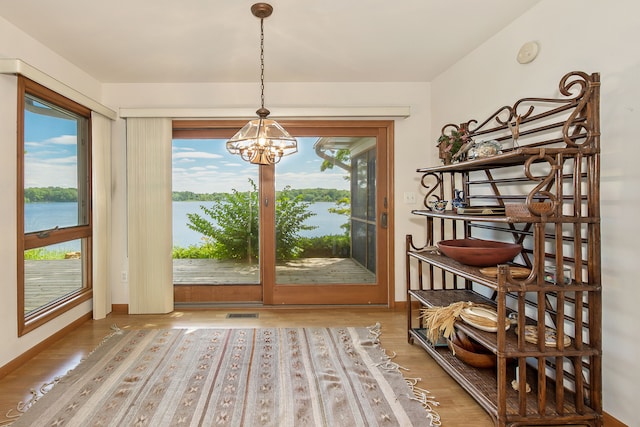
25;187;349;204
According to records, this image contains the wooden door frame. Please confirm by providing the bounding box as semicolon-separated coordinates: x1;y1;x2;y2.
172;119;395;307
264;120;394;306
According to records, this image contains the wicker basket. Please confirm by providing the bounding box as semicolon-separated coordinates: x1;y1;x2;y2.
505;202;554;218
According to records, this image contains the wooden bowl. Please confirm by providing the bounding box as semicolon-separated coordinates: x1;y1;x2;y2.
437;238;522;267
447;330;496;369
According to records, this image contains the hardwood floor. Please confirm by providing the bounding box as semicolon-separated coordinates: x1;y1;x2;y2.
0;307;493;426
2;307;617;426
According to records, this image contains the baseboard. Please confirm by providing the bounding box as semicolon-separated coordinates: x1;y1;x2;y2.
604;412;628;427
111;304;129;314
0;312;92;381
393;301;407;310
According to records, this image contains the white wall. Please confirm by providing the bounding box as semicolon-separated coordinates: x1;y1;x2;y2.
430;0;638;423
103;82;432;305
0;16;101;367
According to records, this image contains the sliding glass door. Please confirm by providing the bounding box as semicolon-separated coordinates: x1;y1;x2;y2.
266;123;390;305
172;120;393;305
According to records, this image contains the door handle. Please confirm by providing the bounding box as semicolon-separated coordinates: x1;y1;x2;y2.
380;212;388;229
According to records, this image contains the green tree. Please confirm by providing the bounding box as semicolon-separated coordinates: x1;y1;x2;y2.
328;196;351;234
186;179;316;261
24;186;79;203
319;148;352;235
320;149;350;172
274;188;317;260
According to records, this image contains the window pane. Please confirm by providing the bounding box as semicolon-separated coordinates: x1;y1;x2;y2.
24;240;86;315
275;136;375;284
172;138;260;285
24;95;89;230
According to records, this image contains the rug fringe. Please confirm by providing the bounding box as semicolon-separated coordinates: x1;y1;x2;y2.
2;325;123;426
367;322;382;341
368;322;442;426
405;377;442;426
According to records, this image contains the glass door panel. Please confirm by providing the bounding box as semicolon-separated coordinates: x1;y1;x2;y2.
172;138;260;285
274;136;377;285
350;148;377;274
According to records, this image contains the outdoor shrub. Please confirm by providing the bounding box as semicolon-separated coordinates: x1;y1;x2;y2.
186;179;317;261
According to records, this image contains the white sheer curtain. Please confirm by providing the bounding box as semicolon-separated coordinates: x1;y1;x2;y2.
126;117;173;314
92;112;113;319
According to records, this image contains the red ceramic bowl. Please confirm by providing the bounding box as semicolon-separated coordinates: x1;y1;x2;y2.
437;238;522;267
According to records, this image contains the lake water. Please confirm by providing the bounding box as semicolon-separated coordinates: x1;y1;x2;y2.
25;201;347;250
172;201;346;247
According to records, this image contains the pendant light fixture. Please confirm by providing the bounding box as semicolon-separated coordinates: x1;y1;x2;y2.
226;3;298;165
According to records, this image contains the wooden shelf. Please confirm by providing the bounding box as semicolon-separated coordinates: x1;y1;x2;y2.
409;209;600;224
416;146;590;174
406;72;603;426
408;328;599;423
408;251;599;293
409;289;600;357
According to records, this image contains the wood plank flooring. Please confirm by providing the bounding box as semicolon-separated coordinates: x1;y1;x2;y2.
0;307;494;426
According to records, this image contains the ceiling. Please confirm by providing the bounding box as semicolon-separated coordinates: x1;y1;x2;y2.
0;0;540;84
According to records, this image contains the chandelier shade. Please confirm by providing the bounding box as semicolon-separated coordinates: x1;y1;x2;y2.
226;3;297;165
226;112;298;165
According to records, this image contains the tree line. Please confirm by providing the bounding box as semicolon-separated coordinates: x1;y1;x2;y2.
173;188;349;203
25;187;350;204
25;187;78;203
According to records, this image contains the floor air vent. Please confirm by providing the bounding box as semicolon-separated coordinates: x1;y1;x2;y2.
226;313;259;319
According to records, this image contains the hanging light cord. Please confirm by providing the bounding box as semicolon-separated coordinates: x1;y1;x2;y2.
259;17;265;112
255;17;271;118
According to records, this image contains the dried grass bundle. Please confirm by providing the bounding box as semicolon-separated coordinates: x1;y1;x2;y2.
419;301;473;344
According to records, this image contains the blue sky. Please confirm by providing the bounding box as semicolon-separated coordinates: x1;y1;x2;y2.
172;137;350;194
24;109;79;189
24;109;350;194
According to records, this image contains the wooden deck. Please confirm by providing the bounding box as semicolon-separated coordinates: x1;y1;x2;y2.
173;257;376;285
24;257;376;311
24;259;83;313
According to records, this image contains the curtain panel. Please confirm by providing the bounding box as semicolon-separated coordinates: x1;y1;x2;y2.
91;112;113;319
126;118;173;314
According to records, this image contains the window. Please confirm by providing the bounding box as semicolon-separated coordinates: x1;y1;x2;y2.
18;77;93;335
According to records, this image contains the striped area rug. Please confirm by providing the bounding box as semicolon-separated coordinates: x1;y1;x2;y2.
8;326;440;426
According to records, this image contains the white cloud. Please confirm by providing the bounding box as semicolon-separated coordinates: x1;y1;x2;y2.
48;156;78;164
25;160;77;188
276;171;349;190
173;168;259;193
172;151;222;160
46;135;77;145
